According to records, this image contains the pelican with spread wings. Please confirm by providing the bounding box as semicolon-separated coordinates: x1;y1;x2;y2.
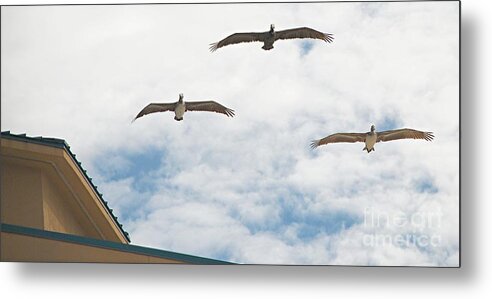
132;93;235;122
310;125;434;153
210;24;334;51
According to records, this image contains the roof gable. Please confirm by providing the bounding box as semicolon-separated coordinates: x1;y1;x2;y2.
1;131;130;243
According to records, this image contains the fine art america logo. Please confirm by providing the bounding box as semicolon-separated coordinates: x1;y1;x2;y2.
362;207;443;248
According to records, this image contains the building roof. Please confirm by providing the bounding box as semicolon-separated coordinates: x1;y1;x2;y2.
1;131;130;243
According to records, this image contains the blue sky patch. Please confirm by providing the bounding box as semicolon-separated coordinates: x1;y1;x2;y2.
266;190;361;241
377;115;402;132
236;188;360;240
96;149;163;179
415;179;439;194
300;41;314;56
294;212;360;242
95;147;170;193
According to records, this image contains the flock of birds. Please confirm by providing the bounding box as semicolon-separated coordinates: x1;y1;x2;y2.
133;24;434;154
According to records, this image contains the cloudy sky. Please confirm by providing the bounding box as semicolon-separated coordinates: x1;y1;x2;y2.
1;1;459;266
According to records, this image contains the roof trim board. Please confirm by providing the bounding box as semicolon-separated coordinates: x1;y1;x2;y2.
1;223;233;265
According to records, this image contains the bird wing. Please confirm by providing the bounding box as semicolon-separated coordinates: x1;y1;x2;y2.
185;101;235;117
209;31;269;51
310;132;366;149
376;128;434;142
132;102;176;122
275;27;334;43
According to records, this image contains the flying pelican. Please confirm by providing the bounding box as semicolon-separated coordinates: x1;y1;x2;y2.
310;125;434;153
132;93;235;122
210;24;334;51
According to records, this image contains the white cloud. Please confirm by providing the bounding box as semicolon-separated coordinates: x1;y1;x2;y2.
1;2;459;266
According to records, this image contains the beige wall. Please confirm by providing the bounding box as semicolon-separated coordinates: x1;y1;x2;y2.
1;154;100;239
1;232;184;264
41;170;98;238
1;161;44;228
